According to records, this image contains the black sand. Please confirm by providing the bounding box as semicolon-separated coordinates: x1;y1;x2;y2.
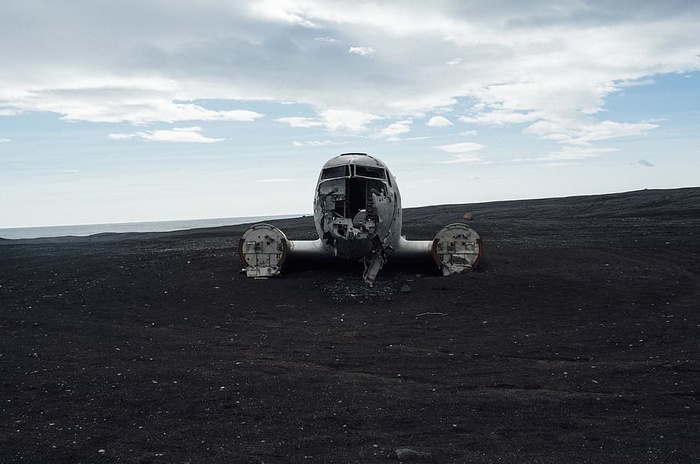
1;188;699;463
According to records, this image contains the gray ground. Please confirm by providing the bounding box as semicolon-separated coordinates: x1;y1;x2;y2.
1;187;699;463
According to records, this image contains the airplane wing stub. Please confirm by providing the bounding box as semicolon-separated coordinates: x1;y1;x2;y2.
432;223;483;275
238;224;289;278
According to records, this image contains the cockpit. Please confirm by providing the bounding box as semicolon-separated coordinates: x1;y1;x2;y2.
318;162;391;222
320;164;388;182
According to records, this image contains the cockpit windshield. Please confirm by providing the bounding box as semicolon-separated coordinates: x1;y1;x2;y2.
354;165;386;179
321;165;350;180
321;164;387;181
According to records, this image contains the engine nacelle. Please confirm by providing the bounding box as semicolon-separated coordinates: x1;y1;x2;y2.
238;224;288;278
432;223;483;275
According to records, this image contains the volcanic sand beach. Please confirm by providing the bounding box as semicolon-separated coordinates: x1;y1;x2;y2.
1;188;699;463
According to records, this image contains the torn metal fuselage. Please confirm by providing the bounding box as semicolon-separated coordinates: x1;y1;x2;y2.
313;154;402;284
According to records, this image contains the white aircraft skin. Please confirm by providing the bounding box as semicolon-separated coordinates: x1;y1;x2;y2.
239;153;483;285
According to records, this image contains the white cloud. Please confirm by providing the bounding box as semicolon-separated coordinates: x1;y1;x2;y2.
348;46;375;56
460;110;540;126
427;116;453;127
536;146;618;162
525;119;658;145
0;138;10;142
109;126;224;143
276;117;324;128
379;120;412;139
435;142;485;154
446;58;462;66
248;3;320;28
435;142;486;164
279;111;380;133
438;154;482;164
292;140;335;147
4;81;265;125
320;109;380;133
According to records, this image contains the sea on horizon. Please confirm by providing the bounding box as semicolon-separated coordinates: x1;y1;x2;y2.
0;215;302;240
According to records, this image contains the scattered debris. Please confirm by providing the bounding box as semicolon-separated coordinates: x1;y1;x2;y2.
323;280;395;303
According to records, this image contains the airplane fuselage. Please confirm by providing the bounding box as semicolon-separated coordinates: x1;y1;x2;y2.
238;152;483;284
313;153;402;261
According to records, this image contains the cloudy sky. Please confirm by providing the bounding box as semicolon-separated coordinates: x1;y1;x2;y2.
1;0;699;228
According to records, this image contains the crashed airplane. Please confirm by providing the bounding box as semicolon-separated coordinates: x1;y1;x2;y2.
238;153;483;285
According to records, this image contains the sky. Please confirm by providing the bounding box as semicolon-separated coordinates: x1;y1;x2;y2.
1;0;699;228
